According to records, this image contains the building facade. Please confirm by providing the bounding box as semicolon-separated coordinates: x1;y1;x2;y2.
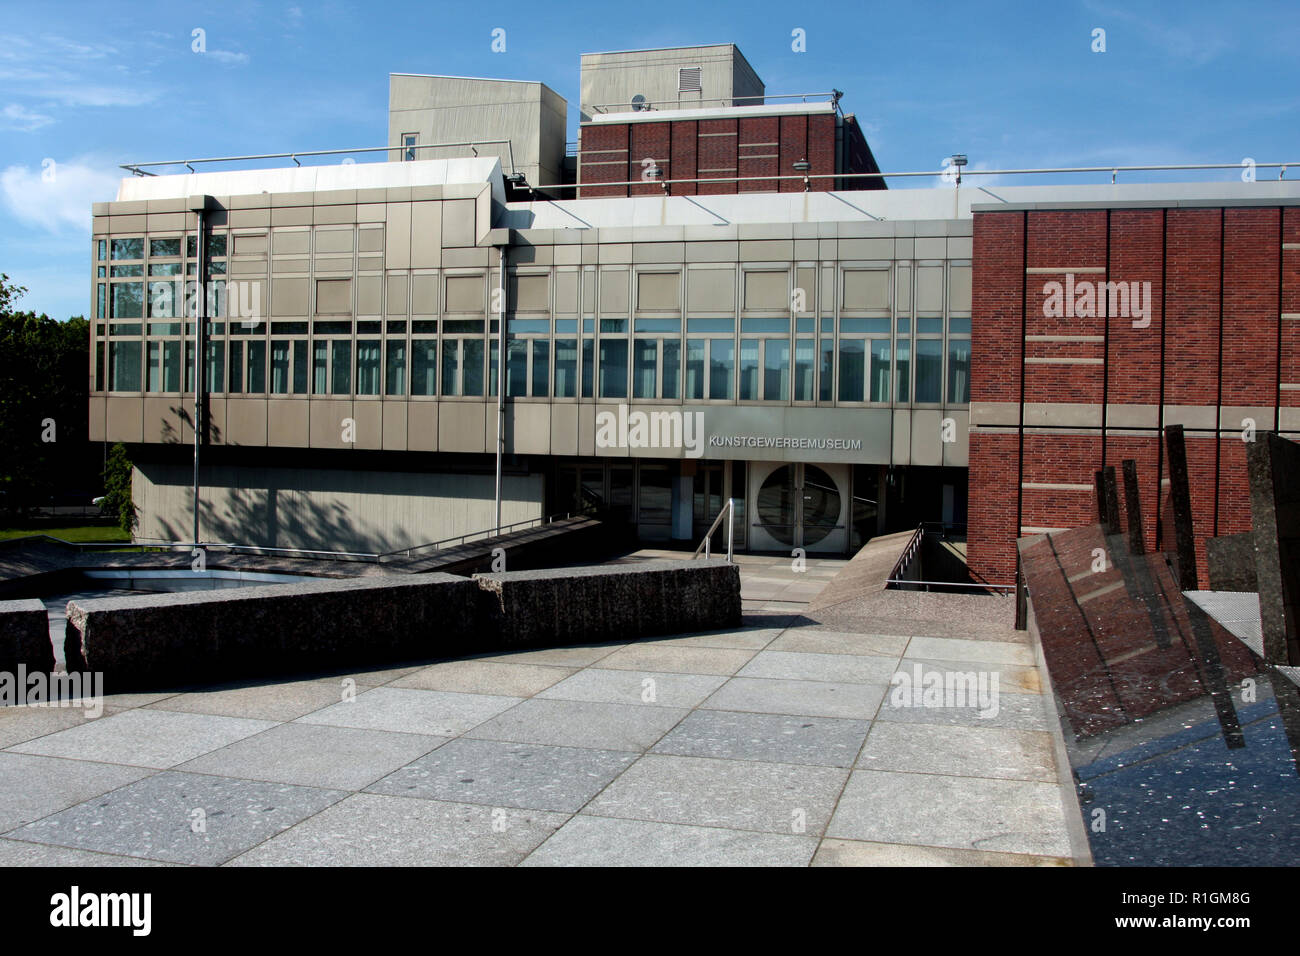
87;44;1300;578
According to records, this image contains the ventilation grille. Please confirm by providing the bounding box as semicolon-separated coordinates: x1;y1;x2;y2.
677;67;702;93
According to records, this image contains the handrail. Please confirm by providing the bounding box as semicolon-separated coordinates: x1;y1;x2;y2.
121;139;519;178
379;511;578;560
588;91;840;113
691;498;735;563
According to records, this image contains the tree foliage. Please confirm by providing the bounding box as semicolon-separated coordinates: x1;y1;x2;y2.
101;442;136;533
0;272;98;517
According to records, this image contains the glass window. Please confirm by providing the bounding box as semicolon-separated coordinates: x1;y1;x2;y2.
794;339;814;401
819;338;834;401
110;264;143;277
869;340;890;403
204;340;224;393
838;339;865;402
96;284;105;319
895;339;911;402
638;467;672;525
948;317;971;334
633;339;657;399
440;339;459;396
313;341;328;394
599;338;628;399
402;133;417;161
293;341;308;394
331;340;351;394
662;339;681;399
246;340;265;393
150;262;183;277
109;340;141;391
915;339;943;402
506;340;528;397
581;339;594;398
488;341;498;398
948;338;970;403
462;339;484;396
97;239;106;261
531;339;549;397
554;339;577;397
739;339;759;400
686;340;705;400
386;340;407;395
356;340;381;395
917;317;944;334
411;340;436;396
150;238;181;258
111;283;144;318
271;341;290;393
111;238;143;260
708;338;734;399
764;338;790;402
228;340;244;393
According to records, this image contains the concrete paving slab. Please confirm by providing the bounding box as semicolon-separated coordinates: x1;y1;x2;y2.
8;770;345;865
703;676;888;720
227;793;566;866
466;698;688;752
178;722;446;791
368;736;636;812
0;753;151;832
652;710;869;768
388;660;577;697
857;722;1057;782
522;815;818;867
297;687;521;737
537;668;727;709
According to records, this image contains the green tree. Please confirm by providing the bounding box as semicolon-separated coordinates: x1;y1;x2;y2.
0;273;97;517
101;442;136;534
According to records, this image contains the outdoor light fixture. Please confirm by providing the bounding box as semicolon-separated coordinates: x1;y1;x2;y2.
950;153;968;185
793;158;812;191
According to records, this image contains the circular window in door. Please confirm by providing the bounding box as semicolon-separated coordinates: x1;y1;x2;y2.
756;465;841;548
800;465;841;546
756;465;798;546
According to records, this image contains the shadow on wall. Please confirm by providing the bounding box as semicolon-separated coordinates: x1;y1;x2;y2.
155;488;370;553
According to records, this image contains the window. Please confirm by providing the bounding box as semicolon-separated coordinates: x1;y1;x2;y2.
356;340;381;395
402;133;417;162
739;339;759;400
441;338;484;396
764;338;790;401
410;340;436;395
838;339;865;402
387;340;408;395
895;338;911;402
708;338;734;399
794;339;815;402
869;340;890;403
947;337;970;404
599;338;628;399
109;340;141;391
554;339;578;398
915;339;943;403
246;340;266;392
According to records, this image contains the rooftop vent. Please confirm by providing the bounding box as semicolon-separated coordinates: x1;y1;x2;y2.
677;67;702;94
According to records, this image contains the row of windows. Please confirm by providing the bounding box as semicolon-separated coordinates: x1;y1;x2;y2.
98;332;972;405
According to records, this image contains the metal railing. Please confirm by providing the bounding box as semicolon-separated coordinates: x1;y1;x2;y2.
588;91;841;114
378;511;578;560
884;522;1013;592
692;498;735;563
121;139;519;178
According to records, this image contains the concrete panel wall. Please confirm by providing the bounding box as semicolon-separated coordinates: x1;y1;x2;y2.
132;461;543;552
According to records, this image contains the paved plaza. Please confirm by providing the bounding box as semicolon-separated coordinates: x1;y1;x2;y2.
0;554;1082;866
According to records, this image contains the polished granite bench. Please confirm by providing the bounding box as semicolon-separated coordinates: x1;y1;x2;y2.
0;598;54;674
61;559;742;690
473;558;742;647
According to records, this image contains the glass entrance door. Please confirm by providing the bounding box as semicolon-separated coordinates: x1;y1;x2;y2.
749;463;847;553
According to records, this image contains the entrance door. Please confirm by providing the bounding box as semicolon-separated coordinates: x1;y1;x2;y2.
748;463;848;553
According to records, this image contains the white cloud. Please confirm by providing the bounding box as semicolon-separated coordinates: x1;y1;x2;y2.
40;85;158;107
206;49;250;65
1;159;121;234
1;103;54;131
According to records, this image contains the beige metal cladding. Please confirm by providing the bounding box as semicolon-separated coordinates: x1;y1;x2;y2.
388;75;567;187
579;44;765;120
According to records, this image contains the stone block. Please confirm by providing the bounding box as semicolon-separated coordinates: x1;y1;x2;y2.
0;599;53;674
473;559;742;648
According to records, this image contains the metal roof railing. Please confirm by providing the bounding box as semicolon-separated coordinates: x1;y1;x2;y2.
121;139;519;178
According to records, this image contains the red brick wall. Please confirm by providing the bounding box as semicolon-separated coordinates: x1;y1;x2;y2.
577;109;856;197
969;204;1295;588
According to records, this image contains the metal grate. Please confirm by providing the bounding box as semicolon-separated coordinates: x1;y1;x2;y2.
677;67;702;93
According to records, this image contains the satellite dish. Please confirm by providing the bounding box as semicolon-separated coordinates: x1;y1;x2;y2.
630;94;647;112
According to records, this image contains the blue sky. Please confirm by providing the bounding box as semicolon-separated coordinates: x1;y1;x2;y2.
1;0;1296;321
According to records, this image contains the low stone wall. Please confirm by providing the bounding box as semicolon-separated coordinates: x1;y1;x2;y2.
61;560;744;690
0;598;54;674
66;574;477;690
473;558;742;648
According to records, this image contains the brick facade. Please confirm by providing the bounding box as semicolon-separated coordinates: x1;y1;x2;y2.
969;205;1299;587
577;111;879;197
